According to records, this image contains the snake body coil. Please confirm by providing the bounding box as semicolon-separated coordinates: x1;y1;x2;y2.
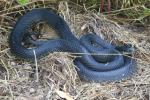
10;9;136;82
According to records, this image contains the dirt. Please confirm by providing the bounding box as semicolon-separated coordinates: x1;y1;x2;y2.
0;1;150;100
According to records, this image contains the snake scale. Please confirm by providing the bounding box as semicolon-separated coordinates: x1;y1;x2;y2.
9;8;136;82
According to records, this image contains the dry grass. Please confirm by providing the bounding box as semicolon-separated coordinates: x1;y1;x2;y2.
0;0;150;100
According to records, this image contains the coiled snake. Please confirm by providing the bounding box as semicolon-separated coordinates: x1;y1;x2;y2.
9;9;136;82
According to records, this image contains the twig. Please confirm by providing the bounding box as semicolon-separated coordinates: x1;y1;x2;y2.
33;50;39;82
103;5;142;14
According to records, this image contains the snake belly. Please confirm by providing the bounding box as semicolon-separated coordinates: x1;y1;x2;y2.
9;8;136;82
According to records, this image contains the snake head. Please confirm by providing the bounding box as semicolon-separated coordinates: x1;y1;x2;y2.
115;43;136;53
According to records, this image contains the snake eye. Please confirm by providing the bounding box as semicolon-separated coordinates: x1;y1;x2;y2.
90;40;102;48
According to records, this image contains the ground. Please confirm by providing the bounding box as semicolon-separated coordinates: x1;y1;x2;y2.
0;1;150;100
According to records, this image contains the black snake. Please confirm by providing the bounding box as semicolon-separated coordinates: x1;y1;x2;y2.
9;8;136;82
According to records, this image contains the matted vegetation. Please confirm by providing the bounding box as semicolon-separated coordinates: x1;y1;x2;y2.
0;0;150;100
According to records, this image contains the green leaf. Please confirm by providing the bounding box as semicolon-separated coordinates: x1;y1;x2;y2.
17;0;29;5
143;8;150;17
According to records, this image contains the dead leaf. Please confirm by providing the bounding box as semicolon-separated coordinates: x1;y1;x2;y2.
55;90;74;100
